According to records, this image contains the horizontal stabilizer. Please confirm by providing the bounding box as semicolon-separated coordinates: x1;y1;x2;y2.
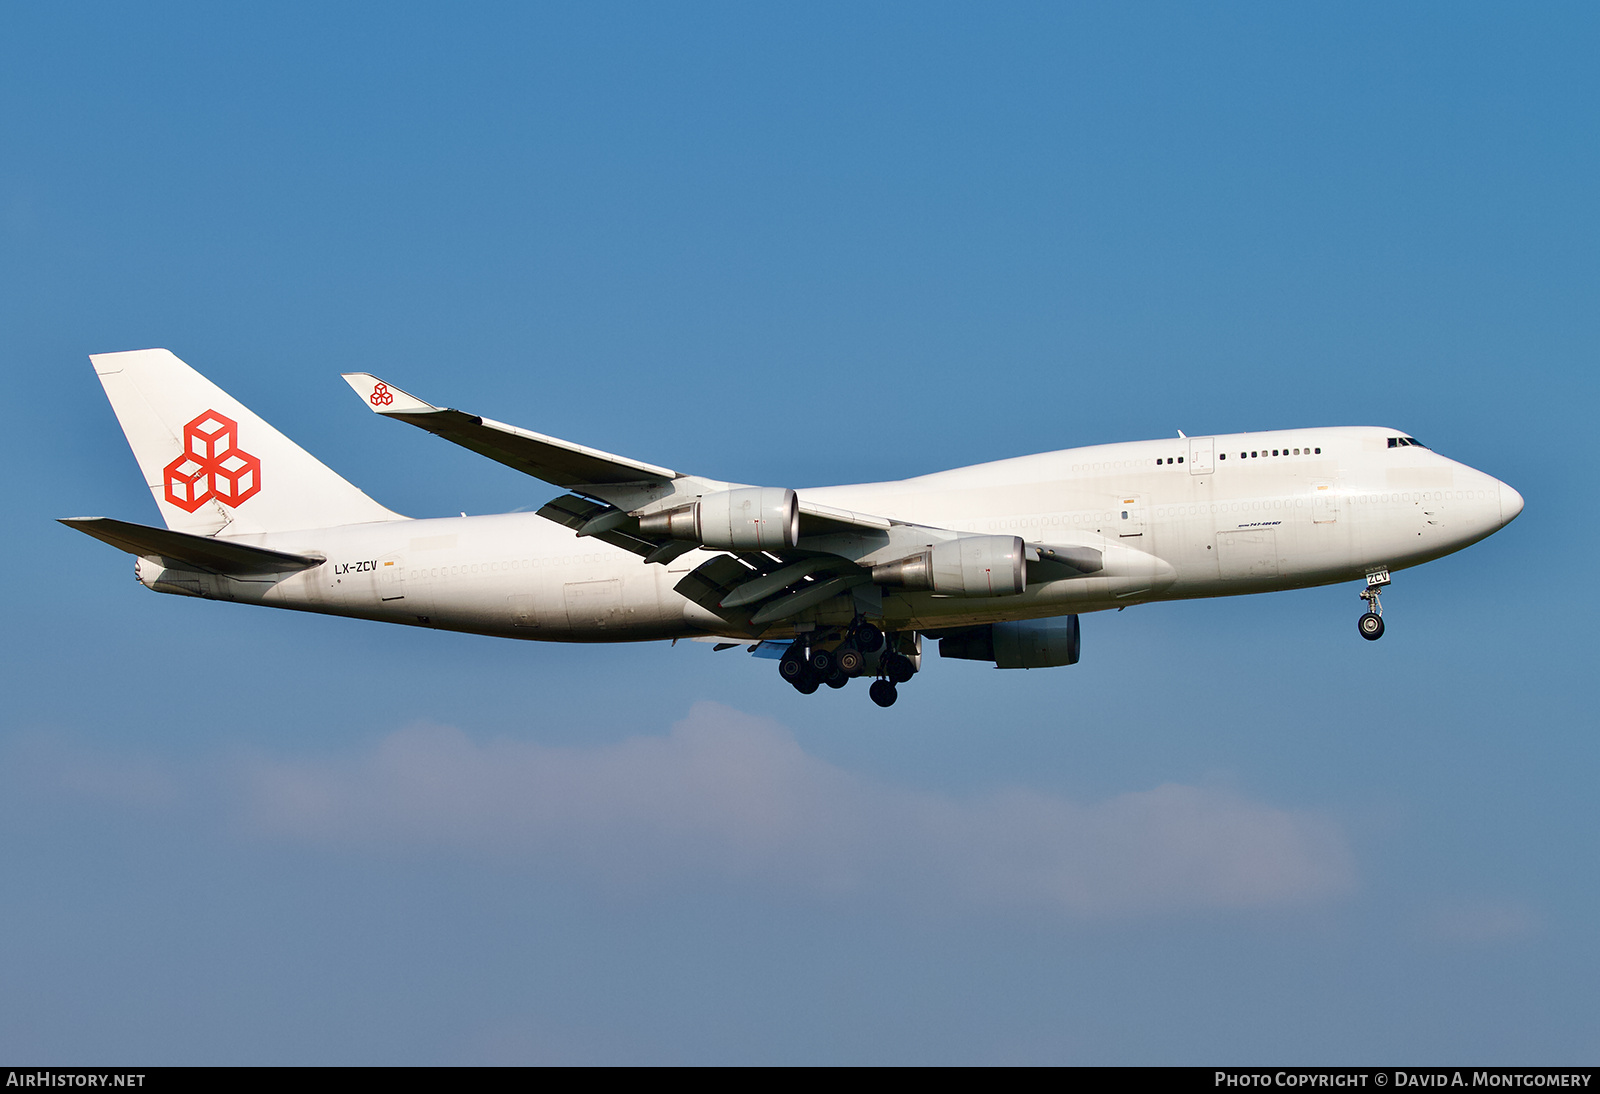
342;373;679;490
61;517;324;575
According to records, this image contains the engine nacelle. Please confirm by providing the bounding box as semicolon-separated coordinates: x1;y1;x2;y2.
637;487;799;551
871;535;1026;597
938;615;1080;669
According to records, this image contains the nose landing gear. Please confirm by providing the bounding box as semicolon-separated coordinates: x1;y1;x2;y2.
1358;568;1390;641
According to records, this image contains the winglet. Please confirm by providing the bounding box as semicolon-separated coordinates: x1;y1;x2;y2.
341;373;439;415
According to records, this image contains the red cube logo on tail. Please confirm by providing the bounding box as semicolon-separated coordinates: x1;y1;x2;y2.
163;410;262;512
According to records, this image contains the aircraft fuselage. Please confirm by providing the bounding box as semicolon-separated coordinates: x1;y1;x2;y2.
135;426;1521;642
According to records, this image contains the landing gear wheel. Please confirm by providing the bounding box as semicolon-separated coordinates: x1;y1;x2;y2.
869;680;898;707
778;649;808;682
835;644;865;676
809;647;835;676
793;672;820;695
824;670;849;689
1358;571;1389;643
852;623;884;653
883;652;914;684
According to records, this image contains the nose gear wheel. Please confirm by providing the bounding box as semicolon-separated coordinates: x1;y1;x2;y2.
1358;569;1390;641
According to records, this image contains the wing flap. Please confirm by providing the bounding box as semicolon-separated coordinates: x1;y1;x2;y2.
673;555;761;637
61;517;323;575
747;574;871;626
534;494;670;559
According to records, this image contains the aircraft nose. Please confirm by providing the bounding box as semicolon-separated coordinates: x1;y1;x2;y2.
1498;480;1525;525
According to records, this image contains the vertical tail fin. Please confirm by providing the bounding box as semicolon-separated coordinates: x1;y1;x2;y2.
90;348;404;535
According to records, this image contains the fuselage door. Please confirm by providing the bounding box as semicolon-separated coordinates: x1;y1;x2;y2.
378;555;405;600
1312;482;1339;524
1188;437;1214;475
1118;495;1145;537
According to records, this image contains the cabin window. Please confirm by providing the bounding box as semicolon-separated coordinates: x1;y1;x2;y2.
1178;456;1184;463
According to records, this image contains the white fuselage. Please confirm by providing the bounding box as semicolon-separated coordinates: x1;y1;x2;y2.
137;427;1521;641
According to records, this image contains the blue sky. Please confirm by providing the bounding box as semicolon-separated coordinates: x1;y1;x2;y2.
2;3;1595;1064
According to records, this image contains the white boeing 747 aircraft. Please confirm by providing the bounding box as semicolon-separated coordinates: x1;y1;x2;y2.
65;349;1523;707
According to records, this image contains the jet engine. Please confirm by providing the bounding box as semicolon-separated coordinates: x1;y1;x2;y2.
871;535;1027;597
637;487;799;551
938;615;1080;668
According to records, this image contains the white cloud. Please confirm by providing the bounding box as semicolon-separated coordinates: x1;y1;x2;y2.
240;701;1355;917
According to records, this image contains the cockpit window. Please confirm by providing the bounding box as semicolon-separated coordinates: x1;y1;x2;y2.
1389;436;1429;449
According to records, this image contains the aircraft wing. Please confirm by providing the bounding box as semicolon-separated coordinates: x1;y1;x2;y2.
341;373;1103;635
343;373;893;538
341;373;679;489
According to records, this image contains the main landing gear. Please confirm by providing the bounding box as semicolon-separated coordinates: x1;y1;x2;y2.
778;621;914;707
1358;568;1390;641
869;645;916;707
